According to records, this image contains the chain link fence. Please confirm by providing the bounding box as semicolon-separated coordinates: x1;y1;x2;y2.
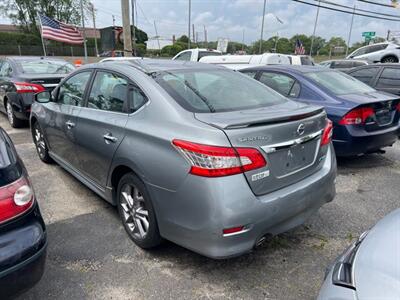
0;45;98;56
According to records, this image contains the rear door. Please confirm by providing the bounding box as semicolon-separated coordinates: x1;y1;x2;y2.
73;70;131;188
347;66;380;85
373;67;400;96
0;60;13;113
44;70;92;169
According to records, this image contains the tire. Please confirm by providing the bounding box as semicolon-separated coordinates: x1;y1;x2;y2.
32;121;53;163
6;101;24;128
117;173;162;249
381;56;398;63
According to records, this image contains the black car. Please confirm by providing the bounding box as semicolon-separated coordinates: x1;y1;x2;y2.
319;59;369;72
346;63;400;96
0;127;47;298
0;56;74;128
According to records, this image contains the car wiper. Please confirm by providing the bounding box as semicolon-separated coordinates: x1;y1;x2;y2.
163;71;216;113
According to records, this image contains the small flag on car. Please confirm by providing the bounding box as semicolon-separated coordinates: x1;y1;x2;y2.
38;14;84;44
294;39;305;55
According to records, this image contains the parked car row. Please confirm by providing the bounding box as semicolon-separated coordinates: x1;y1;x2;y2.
0;54;399;299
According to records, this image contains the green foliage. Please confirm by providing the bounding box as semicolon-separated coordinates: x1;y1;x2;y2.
0;31;41;45
0;0;89;34
135;43;146;56
161;43;185;57
177;35;189;44
131;26;148;44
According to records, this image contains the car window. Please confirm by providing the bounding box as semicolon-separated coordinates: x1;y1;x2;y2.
259;72;297;96
198;51;222;61
289;81;301;97
319;61;330;67
241;71;257;78
352;47;367;57
305;70;375;95
58;71;91;106
155;69;287;113
175;51;192;61
332;61;353;69
348;67;379;84
300;56;314;66
17;60;74;74
353;61;367;67
0;61;12;77
88;71;128;113
376;67;400;88
129;86;148;112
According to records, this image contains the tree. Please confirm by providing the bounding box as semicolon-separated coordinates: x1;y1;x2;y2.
177;35;189;44
290;34;311;54
131;25;148;44
161;43;184;57
0;0;89;34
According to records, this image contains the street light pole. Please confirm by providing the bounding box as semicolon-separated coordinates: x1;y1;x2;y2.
80;0;88;62
131;0;136;56
346;5;356;57
310;0;321;56
259;0;267;54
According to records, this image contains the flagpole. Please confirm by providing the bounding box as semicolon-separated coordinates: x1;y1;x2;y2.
37;13;47;57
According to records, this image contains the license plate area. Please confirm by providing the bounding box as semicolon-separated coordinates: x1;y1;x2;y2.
266;139;319;178
375;109;393;126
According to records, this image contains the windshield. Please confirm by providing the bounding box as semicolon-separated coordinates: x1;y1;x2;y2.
305;70;375;95
18;60;75;74
155;69;287;113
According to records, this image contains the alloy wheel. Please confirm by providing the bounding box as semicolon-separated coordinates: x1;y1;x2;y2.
6;102;14;126
120;183;150;239
34;126;46;159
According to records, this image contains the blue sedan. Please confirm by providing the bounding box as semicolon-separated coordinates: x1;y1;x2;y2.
241;65;400;157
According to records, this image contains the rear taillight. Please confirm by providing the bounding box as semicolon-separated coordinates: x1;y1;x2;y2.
172;139;266;177
339;107;374;125
15;82;45;94
321;119;333;146
0;177;34;224
396;102;400;112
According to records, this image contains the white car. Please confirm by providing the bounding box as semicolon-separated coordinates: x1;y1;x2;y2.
199;53;290;70
347;42;400;63
172;48;222;62
99;57;146;63
287;55;315;66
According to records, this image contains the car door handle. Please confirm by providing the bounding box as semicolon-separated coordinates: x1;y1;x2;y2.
103;133;118;143
66;121;75;129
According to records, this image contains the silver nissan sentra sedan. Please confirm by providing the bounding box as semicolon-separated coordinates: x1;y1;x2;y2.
30;59;336;258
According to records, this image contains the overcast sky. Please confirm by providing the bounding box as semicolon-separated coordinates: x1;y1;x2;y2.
2;0;400;45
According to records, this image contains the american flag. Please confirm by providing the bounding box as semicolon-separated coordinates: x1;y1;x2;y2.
294;39;305;55
39;14;84;44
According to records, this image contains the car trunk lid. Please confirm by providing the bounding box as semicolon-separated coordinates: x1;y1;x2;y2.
18;74;65;92
195;102;328;195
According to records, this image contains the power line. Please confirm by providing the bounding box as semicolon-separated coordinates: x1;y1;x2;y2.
357;0;395;8
292;0;400;21
315;0;400;19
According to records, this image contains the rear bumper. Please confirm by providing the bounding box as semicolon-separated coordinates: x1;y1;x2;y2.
151;145;336;259
333;124;399;157
0;204;47;298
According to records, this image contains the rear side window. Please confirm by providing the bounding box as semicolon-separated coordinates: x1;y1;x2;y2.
198;51;222;61
155;69;286;113
129;86;148;112
0;61;12;77
0;131;22;187
88;71;128;113
58;71;91;106
259;72;300;97
348;67;379;84
174;51;192;61
376;67;400;88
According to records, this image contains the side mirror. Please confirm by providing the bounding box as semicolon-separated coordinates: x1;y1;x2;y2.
35;91;52;103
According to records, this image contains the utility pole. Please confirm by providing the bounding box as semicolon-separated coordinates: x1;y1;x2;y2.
192;24;195;43
112;15;116;27
346;5;356;57
188;0;191;49
121;0;132;56
242;29;245;51
274;32;279;52
153;20;160;51
259;0;267;54
89;2;98;57
131;0;136;56
204;25;207;48
310;0;321;56
80;0;88;62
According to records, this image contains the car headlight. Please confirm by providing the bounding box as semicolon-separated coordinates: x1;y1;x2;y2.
332;231;369;290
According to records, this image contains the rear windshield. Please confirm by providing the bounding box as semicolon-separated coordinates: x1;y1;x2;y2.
305;70;375;95
18;60;75;74
300;56;314;66
198;51;222;61
0;132;22;186
155;69;287;113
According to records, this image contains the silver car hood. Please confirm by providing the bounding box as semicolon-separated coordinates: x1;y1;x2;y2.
354;208;400;299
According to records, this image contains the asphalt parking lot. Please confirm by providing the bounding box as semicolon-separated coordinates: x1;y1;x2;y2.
4;114;399;300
